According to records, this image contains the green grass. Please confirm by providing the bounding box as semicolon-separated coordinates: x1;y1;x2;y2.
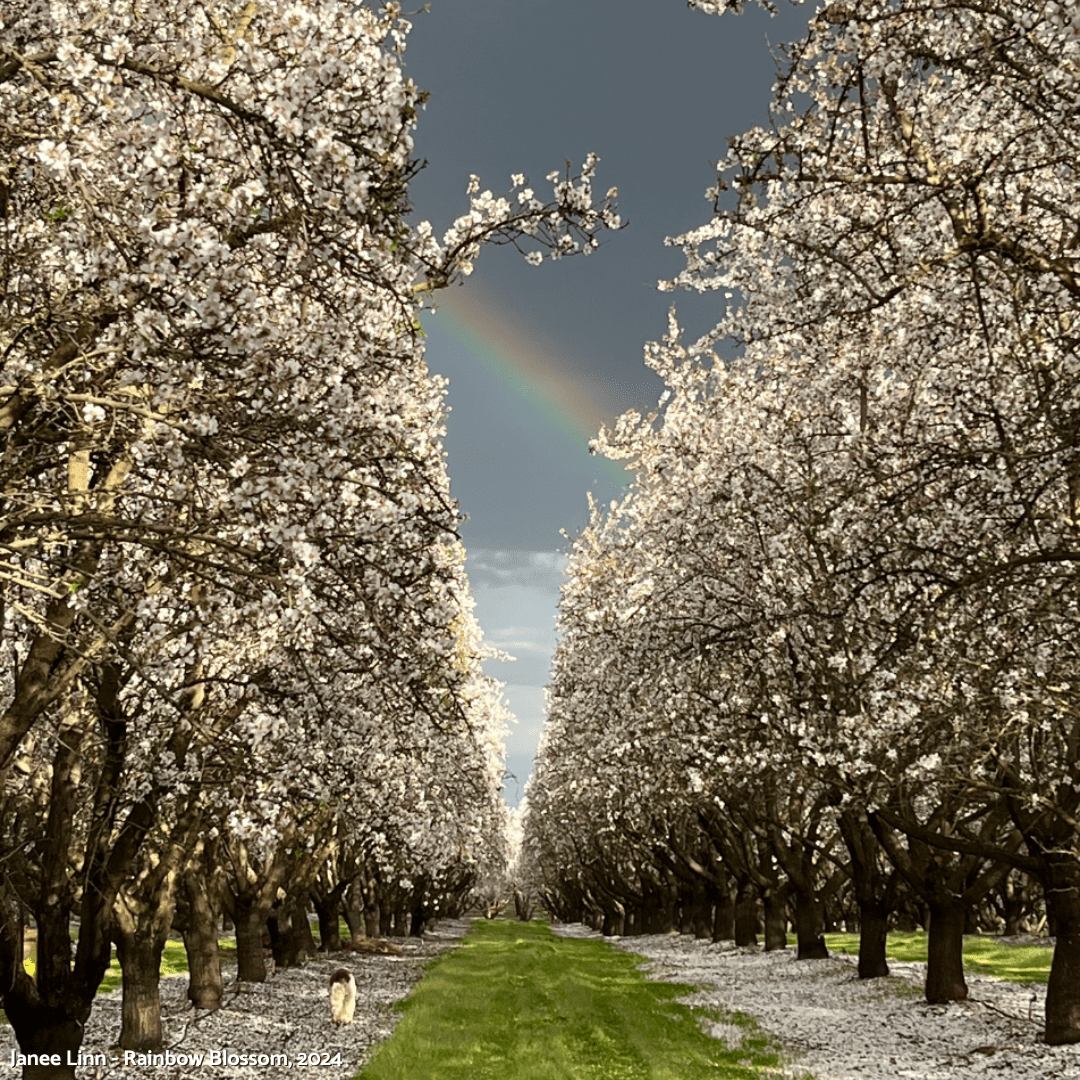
824;931;1053;984
360;919;791;1080
21;934;238;993
17;912;340;999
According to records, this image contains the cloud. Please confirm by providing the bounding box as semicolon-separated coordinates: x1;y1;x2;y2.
466;548;567;593
463;550;562;803
467;547;565;686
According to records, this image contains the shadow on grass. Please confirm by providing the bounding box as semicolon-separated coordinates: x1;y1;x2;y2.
17;936;238;997
824;931;1052;985
360;920;792;1080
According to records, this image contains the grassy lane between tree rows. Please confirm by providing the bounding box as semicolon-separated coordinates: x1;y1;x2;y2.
823;932;1053;984
358;919;789;1080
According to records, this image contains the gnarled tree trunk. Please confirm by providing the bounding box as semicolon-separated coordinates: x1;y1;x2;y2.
924;895;968;1003
1041;855;1080;1045
113;931;166;1052
181;862;223;1011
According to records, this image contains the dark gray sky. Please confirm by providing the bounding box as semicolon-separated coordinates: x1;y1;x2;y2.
402;0;812;803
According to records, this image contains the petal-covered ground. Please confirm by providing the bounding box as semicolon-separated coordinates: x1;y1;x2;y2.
0;920;469;1079
6;920;1080;1079
552;923;1080;1080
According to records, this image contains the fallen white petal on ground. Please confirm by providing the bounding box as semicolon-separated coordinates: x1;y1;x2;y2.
550;923;1080;1080
0;920;469;1079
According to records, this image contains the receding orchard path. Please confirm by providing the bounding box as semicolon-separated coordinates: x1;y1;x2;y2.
362;920;1080;1080
358;919;784;1080
4;919;1076;1080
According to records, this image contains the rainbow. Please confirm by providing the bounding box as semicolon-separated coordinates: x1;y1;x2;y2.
422;287;647;487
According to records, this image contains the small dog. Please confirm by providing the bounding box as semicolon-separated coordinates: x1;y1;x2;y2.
329;967;356;1025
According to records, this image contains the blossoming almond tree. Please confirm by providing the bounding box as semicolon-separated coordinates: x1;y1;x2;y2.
0;0;621;1071
527;0;1080;1047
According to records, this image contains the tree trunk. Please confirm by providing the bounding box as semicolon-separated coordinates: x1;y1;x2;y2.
315;896;343;951
641;881;663;933
267;903;303;968
514;889;535;923
1042;858;1080;1045
2;999;81;1080
610;904;624;935
838;809;896;979
342;884;364;942
22;1057;77;1080
0;887;107;1079
712;879;735;943
365;905;380;939
233;902;268;983
689;882;712;939
925;896;968;1003
379;907;393;937
793;886;828;960
290;895;317;960
182;869;222;1011
678;899;694;935
409;904;427;937
113;932;165;1051
856;901;890;979
762;885;788;951
734;881;759;946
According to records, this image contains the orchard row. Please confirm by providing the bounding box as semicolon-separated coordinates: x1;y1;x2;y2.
522;0;1080;1048
0;0;620;1070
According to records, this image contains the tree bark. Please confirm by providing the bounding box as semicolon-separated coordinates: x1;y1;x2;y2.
925;895;968;1003
762;887;788;951
712;872;735;943
792;885;828;960
689;881;712;939
340;881;364;942
514;889;535;923
734;881;759;946
113;932;165;1051
365;905;380;939
182;869;223;1011
267;903;302;968
233;902;268;983
290;895;317;960
856;901;891;979
0;994;81;1080
315;895;344;951
1042;857;1080;1045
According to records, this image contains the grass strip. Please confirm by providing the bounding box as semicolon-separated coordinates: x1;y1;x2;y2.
19;937;238;994
359;919;787;1080
824;931;1052;984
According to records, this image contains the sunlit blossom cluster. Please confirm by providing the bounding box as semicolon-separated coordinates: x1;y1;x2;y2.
0;0;621;1052
524;0;1080;1045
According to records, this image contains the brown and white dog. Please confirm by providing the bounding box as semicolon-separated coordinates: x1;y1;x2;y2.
329;968;356;1025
